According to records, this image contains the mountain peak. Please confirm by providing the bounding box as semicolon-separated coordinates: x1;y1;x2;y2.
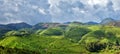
100;18;116;25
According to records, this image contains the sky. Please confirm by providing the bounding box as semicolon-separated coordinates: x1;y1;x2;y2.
0;0;120;24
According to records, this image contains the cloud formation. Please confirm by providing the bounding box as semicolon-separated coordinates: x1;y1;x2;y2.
0;0;51;24
49;0;120;23
0;0;120;24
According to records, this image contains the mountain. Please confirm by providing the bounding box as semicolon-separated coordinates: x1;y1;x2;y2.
63;22;72;24
100;18;120;27
33;23;61;30
85;21;99;25
114;21;120;27
6;22;32;30
101;18;115;24
100;18;116;26
0;22;32;37
0;22;32;30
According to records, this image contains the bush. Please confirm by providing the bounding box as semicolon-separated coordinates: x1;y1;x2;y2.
106;32;115;38
40;27;63;36
65;26;91;42
85;41;107;52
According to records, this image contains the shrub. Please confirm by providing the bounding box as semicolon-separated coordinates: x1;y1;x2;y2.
106;32;115;38
85;41;107;52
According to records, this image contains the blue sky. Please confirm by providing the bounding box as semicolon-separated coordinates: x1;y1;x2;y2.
0;0;120;24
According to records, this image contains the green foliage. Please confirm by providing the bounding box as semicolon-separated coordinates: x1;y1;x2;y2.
35;29;43;35
40;27;63;36
0;46;40;54
106;31;116;38
18;29;32;36
65;26;91;42
5;29;32;37
88;25;101;31
79;29;118;53
1;24;120;54
0;28;11;37
116;40;120;46
0;36;87;54
93;30;105;37
5;31;19;37
85;41;107;52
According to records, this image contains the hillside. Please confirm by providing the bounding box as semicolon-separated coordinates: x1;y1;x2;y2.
0;22;120;54
0;36;87;54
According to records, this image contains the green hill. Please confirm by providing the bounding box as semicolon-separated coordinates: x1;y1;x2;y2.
0;35;89;54
0;24;120;54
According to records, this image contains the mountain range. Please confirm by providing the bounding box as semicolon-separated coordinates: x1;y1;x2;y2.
0;18;120;31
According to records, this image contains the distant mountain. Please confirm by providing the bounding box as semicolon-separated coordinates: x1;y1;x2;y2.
33;22;69;30
100;18;120;27
114;21;120;27
63;22;72;24
6;22;32;30
100;18;116;25
0;24;8;29
0;22;32;37
33;23;61;30
85;21;99;25
0;22;32;30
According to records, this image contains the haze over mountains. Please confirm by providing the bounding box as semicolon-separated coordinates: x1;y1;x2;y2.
0;0;120;25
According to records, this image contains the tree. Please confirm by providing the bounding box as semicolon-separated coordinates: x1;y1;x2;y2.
116;40;120;46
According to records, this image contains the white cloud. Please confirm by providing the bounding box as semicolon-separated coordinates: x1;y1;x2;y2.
0;0;120;24
4;13;13;17
48;0;120;23
48;0;103;22
111;0;120;11
0;0;52;24
48;0;60;6
38;8;46;15
87;0;109;7
32;5;39;9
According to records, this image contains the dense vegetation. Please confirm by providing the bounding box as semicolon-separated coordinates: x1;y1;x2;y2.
0;21;120;54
